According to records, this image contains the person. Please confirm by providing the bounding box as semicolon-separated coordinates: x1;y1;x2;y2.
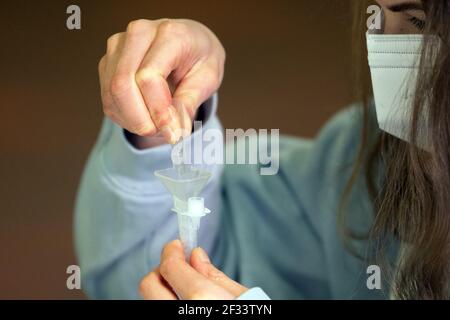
75;0;450;299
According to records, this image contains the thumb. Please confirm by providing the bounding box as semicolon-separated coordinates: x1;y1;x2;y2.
190;247;247;297
172;61;222;134
172;98;193;140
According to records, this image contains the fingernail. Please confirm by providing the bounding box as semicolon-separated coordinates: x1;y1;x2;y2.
196;247;210;263
170;124;182;144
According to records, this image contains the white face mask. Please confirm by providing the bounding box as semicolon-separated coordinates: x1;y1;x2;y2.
366;31;427;148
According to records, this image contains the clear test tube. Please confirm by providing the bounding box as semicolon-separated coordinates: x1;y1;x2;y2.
177;197;211;259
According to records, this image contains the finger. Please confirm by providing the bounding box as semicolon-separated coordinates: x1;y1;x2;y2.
172;58;223;135
159;240;234;300
190;247;247;297
139;267;177;300
99;33;125;126
110;21;159;136
116;20;158;74
135;21;198;143
105;32;156;136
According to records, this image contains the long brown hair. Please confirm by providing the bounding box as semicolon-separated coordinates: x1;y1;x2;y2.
341;0;450;299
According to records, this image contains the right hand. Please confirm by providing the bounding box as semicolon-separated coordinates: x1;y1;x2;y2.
139;240;248;300
98;19;226;146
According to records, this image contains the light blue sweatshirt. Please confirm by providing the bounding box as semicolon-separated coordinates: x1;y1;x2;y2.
75;95;389;300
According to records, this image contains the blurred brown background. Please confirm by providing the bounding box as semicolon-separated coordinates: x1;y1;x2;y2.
0;0;354;299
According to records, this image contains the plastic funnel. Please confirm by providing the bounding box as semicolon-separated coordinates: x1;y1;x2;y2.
154;167;211;212
154;167;212;258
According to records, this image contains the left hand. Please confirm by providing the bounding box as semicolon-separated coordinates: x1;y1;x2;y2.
139;240;248;299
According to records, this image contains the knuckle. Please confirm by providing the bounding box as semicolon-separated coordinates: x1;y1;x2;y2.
158;19;174;33
127;19;149;35
205;69;221;89
138;277;150;294
139;272;156;296
159;256;179;278
159;19;189;37
135;68;159;88
98;56;106;73
106;33;123;53
158;20;191;56
110;74;132;97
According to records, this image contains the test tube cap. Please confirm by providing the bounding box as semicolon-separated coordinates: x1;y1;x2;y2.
184;197;211;217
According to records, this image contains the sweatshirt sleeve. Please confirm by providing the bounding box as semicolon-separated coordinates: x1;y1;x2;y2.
74;95;223;299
